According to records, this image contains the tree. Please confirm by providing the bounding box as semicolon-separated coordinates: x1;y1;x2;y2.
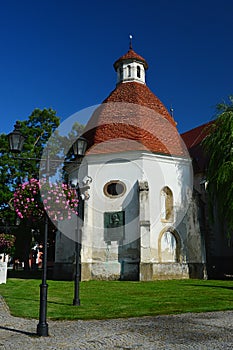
0;108;60;268
0;108;85;269
0;108;60;214
202;96;233;235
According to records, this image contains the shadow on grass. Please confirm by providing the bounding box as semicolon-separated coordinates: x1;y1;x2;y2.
0;325;37;337
7;295;71;306
8;269;69;281
188;284;233;291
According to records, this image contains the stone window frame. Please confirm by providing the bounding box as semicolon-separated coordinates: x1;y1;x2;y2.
158;227;182;263
103;180;126;198
160;186;174;223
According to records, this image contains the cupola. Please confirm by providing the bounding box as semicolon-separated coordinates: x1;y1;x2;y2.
113;39;148;85
83;42;185;157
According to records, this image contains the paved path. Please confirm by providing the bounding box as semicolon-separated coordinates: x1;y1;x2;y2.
0;296;233;349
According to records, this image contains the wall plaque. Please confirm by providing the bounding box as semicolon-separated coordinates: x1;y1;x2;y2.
104;211;125;242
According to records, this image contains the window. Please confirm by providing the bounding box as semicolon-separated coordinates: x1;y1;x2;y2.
137;65;141;78
160;231;177;262
104;181;126;198
127;65;131;77
160;186;174;222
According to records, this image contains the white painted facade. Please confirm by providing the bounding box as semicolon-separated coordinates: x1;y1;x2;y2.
57;148;205;281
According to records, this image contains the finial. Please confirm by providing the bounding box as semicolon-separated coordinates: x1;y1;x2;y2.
170;106;174;118
129;34;133;50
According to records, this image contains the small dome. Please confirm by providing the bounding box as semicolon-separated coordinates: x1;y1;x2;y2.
114;48;148;85
113;49;148;70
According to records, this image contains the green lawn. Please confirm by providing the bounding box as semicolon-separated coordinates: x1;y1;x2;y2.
0;278;233;320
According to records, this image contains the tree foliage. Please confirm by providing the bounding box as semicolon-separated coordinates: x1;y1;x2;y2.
0;108;85;268
0;233;16;255
0;108;85;222
202;96;233;233
0;108;60;217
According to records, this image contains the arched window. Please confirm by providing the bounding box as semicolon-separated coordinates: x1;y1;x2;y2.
137;65;141;78
160;231;177;262
160;186;174;222
127;65;131;77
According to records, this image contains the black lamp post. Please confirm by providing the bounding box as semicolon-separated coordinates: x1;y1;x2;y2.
8;121;49;336
9;122;88;325
71;136;88;306
37;149;50;336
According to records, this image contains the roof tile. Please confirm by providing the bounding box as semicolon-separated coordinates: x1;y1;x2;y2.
84;82;188;157
114;49;148;70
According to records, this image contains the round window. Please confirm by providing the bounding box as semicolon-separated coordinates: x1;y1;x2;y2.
104;181;126;198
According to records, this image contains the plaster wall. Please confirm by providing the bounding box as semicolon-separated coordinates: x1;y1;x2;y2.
117;61;145;84
75;151;194;280
55;150;206;280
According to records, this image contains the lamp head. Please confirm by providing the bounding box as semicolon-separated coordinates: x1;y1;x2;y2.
8;121;25;153
72;136;88;157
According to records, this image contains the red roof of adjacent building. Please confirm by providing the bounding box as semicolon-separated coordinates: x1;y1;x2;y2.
181;121;213;149
181;121;214;172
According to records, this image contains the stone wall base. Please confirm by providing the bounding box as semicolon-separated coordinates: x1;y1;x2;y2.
140;262;207;281
53;261;207;281
151;263;189;280
81;261;139;281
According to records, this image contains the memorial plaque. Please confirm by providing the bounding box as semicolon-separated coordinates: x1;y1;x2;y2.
104;211;125;242
0;262;7;284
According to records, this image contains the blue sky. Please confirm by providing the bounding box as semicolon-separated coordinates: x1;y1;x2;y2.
0;0;232;135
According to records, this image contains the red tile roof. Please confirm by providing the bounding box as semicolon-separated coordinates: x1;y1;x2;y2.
181;121;214;173
83;81;189;157
114;49;148;70
103;81;176;126
181;121;213;149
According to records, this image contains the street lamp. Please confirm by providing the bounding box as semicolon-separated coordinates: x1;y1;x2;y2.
71;137;88;306
8;121;26;153
8;121;49;336
8;122;88;330
72;136;88;157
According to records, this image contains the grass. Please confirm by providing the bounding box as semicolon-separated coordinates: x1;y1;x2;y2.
0;278;233;320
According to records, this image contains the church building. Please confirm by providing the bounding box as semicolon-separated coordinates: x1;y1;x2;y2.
54;44;207;281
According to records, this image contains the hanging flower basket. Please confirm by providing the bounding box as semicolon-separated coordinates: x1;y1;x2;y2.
14;178;79;222
14;178;44;220
40;181;79;221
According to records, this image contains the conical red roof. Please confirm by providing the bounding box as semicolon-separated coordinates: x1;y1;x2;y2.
103;82;175;125
84;82;187;157
83;49;188;158
114;48;148;70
